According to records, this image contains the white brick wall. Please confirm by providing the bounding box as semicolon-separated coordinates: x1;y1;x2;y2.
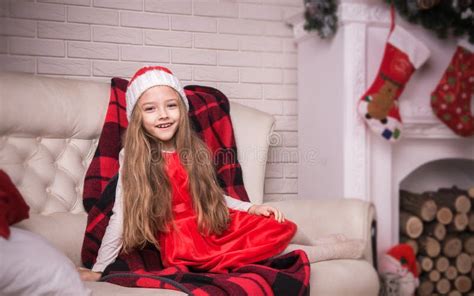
10;37;65;56
0;0;302;201
121;45;169;63
92;26;143;44
68;41;119;59
38;57;91;75
10;2;65;21
194;33;238;50
172;48;216;65
120;12;168;29
1;18;36;37
239;4;282;21
145;0;192;15
172;15;216;32
94;0;143;11
0;37;7;53
145;30;192;47
38;0;90;6
68;6;118;25
38;21;90;40
194;2;239;18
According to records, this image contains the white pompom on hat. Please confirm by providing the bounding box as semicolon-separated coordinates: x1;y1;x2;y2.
125;66;188;120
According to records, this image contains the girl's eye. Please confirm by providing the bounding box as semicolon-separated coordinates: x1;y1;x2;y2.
167;103;177;108
144;106;155;112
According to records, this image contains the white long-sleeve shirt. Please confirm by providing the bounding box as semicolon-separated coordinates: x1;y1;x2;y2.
91;150;253;272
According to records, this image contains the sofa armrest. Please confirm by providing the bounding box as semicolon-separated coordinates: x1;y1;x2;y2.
265;199;376;265
13;212;88;267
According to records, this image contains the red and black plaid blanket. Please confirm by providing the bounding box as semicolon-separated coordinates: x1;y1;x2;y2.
185;85;249;202
81;78;310;295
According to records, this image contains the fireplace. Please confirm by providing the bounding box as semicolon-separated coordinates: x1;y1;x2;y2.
288;0;474;266
399;160;474;295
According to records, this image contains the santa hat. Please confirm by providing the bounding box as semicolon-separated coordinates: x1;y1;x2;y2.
125;66;188;120
383;243;419;278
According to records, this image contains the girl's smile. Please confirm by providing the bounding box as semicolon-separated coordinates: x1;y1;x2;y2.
157;123;172;129
138;85;181;151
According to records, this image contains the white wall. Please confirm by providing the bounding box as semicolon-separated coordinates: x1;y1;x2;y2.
297;30;345;200
0;0;303;202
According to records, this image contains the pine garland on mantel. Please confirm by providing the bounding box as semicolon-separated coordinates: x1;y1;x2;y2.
303;0;338;38
303;0;474;43
389;0;474;44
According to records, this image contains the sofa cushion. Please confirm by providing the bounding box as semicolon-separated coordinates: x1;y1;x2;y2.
15;212;88;267
0;170;29;238
0;73;110;216
310;259;380;296
0;227;91;296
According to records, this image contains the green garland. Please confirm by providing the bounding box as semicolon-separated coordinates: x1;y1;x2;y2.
389;0;473;43
303;0;474;44
303;0;339;38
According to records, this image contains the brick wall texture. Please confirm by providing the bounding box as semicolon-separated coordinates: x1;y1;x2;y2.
0;0;302;201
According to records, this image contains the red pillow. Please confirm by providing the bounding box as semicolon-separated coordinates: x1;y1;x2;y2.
0;170;30;238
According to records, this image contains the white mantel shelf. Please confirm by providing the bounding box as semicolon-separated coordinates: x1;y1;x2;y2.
289;0;474;265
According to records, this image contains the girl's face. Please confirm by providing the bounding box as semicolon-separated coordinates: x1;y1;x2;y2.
137;85;181;151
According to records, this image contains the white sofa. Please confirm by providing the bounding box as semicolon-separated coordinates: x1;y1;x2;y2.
0;72;380;295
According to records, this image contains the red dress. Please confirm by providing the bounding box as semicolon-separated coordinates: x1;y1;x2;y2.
158;151;297;273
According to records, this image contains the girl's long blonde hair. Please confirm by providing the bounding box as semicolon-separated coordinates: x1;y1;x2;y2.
121;93;229;253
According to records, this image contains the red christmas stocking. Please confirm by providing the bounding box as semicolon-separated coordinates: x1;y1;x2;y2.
431;40;474;137
358;25;430;142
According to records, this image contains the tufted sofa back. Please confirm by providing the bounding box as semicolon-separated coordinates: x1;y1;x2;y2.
0;72;274;216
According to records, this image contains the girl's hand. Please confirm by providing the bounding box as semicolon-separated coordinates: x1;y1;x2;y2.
77;268;102;282
248;205;285;223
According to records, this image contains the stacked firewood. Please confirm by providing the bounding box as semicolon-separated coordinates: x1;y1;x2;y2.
399;187;474;295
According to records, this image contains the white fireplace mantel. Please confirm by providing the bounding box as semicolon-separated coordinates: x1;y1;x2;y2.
289;0;474;263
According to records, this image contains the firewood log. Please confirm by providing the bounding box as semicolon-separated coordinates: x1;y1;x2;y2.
454;195;471;214
469;213;474;232
417;278;434;296
445;265;458;280
400;190;437;222
448;290;462;296
435;187;471;213
419;236;441;258
467;186;474;198
443;236;463;258
425;222;446;241
454;275;472;293
463;235;474;255
435;256;449;273
420;256;434;272
429;269;441;282
436;277;451;294
455;252;472;275
447;213;469;232
400;211;423;239
437;207;454;225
